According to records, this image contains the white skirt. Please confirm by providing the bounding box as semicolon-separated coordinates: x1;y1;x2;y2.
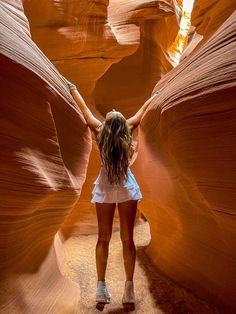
91;166;142;204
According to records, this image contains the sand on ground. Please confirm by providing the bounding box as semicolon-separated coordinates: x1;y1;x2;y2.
62;218;218;313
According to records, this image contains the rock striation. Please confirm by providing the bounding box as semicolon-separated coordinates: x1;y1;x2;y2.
23;0;138;106
2;0;235;312
182;0;236;56
192;0;236;43
95;0;182;117
0;1;91;312
135;7;236;313
23;0;182;115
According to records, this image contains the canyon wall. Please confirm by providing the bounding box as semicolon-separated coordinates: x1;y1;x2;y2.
1;0;235;312
23;0;138;106
134;4;236;312
192;0;236;44
182;0;236;58
0;1;91;312
24;0;182;114
94;0;182;117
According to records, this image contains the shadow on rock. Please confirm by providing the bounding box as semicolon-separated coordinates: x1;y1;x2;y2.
136;245;217;314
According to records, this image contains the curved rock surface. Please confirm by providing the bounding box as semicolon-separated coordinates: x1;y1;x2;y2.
23;0;182;114
183;0;236;55
95;0;182;117
0;1;91;312
135;9;236;313
23;0;139;105
2;0;235;313
192;0;236;42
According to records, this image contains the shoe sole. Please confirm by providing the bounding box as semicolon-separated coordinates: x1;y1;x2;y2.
123;303;135;312
96;302;106;311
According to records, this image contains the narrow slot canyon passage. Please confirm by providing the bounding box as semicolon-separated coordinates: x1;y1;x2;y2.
61;218;217;313
1;0;236;313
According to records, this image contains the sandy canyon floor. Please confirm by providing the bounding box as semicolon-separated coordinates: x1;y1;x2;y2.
62;218;218;314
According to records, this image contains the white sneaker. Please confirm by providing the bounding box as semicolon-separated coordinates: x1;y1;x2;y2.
96;281;112;304
122;281;135;304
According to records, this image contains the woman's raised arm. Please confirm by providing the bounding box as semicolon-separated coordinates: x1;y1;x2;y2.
67;81;102;132
127;92;159;131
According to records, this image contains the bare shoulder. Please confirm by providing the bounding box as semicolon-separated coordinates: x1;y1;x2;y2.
126;119;132;129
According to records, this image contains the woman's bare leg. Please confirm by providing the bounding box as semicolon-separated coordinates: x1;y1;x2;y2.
95;202;116;281
118;200;137;281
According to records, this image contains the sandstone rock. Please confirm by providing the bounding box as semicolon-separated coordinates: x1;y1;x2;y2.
0;1;91;312
23;0;182;112
95;0;182;118
134;9;236;313
186;0;236;53
180;25;203;61
23;0;139;105
192;0;236;41
3;0;234;312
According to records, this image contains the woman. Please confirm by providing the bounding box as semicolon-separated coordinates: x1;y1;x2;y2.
67;80;156;308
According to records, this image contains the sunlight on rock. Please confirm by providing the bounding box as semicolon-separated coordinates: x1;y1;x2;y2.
1;0;235;313
169;0;195;65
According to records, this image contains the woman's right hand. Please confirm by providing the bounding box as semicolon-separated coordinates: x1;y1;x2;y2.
66;80;77;90
64;77;76;89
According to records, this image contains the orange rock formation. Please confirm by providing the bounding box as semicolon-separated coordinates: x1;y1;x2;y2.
23;0;182;114
0;1;91;312
192;0;236;44
135;5;236;313
1;0;236;313
183;0;236;58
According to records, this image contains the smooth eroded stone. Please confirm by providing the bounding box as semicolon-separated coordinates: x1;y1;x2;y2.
181;1;236;60
134;9;236;313
0;1;91;312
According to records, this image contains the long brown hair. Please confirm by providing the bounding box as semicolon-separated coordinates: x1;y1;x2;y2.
97;113;132;184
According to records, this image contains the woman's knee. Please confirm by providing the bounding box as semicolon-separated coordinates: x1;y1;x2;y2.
120;236;135;248
97;233;112;244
